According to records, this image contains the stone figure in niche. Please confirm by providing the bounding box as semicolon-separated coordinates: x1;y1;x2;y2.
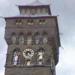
13;50;21;65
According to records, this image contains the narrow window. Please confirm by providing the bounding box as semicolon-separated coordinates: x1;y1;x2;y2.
26;9;30;15
42;8;48;15
31;9;36;15
19;33;24;44
34;32;40;45
43;37;48;44
42;32;48;44
21;9;25;15
37;8;41;14
27;32;32;45
11;33;16;44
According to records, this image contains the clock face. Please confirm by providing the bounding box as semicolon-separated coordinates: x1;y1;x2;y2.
23;49;34;59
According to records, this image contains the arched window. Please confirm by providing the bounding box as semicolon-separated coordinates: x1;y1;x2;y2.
11;32;17;44
15;19;22;25
13;48;21;65
37;48;45;65
27;19;34;25
18;33;25;44
39;19;46;24
34;32;40;45
27;32;32;45
42;31;48;44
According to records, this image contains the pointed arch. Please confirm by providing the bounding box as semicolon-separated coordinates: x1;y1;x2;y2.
27;32;32;45
18;32;25;44
11;32;17;44
34;32;41;45
42;31;48;44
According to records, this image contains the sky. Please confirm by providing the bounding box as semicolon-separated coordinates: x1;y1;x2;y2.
0;0;75;75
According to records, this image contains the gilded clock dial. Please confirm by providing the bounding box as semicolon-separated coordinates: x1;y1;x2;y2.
23;49;34;59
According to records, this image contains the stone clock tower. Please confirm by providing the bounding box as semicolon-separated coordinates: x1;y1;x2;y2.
5;0;60;75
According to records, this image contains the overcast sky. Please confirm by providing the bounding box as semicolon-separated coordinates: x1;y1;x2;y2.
0;0;75;75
